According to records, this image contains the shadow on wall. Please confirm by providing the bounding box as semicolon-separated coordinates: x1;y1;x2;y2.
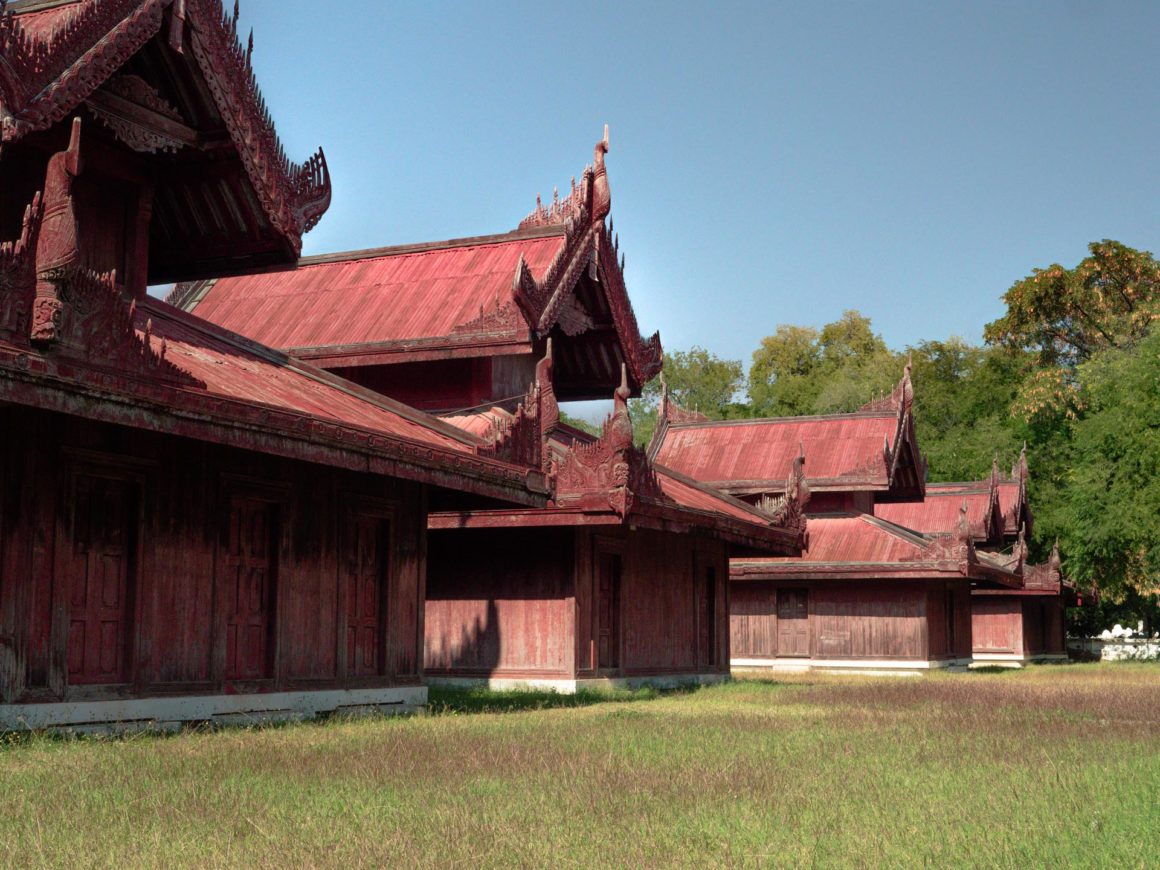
425;599;503;674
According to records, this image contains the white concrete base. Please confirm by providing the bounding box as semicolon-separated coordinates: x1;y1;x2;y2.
426;673;728;694
731;657;974;677
0;686;427;732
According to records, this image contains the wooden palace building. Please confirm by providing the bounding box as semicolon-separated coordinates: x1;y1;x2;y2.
173;130;808;690
652;365;1028;673
0;0;570;729
876;451;1077;665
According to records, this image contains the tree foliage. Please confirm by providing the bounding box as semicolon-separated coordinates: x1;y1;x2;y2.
748;311;900;416
984;240;1160;421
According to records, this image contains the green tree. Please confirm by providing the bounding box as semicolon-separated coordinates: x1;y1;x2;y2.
748;311;900;416
984;240;1160;420
1054;329;1160;598
629;347;745;445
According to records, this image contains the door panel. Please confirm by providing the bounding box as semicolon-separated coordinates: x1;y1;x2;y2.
597;553;621;671
346;515;389;677
699;566;717;668
776;589;809;658
221;498;276;681
66;474;137;685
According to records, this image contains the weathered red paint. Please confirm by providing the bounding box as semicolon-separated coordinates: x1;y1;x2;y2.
0;406;430;706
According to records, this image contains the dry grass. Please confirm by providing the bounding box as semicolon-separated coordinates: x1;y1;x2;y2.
1;663;1158;868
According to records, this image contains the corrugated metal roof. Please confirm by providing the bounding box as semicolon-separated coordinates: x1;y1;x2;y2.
796;514;929;563
141;299;478;452
654;414;895;488
875;487;992;534
653;466;778;525
187;232;565;351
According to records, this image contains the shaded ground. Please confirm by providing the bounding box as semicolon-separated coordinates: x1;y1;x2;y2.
2;664;1158;868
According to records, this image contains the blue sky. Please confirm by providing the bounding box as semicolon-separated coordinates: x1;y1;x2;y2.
239;0;1160;366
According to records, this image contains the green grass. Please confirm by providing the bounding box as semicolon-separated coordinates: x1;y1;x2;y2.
2;664;1158;868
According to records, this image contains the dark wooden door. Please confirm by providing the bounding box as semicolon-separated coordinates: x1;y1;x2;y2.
945;589;957;657
222;498;277;681
597;553;621;671
776;589;809;658
347;515;389;677
67;474;137;685
699;567;717;668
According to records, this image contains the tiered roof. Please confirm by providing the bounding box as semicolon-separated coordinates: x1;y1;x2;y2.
170;129;664;398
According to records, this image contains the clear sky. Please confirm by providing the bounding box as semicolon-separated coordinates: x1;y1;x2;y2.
239;0;1160;366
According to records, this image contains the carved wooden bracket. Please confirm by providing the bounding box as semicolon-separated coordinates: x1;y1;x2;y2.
553;363;668;517
755;447;811;538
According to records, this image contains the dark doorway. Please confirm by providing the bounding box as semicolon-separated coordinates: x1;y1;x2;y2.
597;552;622;671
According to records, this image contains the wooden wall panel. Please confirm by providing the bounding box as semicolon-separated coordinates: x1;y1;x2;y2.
971;597;1022;654
729;582;777;658
620;530;723;674
811;583;926;660
0;407;427;706
425;528;575;676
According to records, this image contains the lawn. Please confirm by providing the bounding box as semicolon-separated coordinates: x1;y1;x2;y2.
2;664;1158;868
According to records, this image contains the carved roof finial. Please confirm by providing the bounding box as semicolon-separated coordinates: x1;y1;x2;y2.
956;500;971;542
1049;539;1061;573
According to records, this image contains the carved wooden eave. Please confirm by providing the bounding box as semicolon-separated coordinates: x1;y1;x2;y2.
646;372;709;460
470;340;560;471
512;127;662;392
552;363;667;517
754;448;811;546
862;359;927;502
0;0;331;251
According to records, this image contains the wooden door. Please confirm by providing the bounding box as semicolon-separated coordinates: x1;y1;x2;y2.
776;589;809;658
597;553;621;671
221;498;277;681
698;566;717;668
945;588;957;657
67;474;137;685
346;515;389;677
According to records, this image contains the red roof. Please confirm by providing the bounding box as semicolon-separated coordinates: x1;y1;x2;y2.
180;230;565;354
788;514;931;564
875;484;994;536
142;300;477;452
731;513;1021;586
653;414;896;492
0;295;547;506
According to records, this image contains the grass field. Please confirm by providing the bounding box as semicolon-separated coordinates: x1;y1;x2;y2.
2;664;1158;868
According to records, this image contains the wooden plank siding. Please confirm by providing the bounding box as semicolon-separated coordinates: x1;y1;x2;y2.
0;406;427;708
424;528;577;678
970;596;1066;658
731;580;975;663
424;526;730;682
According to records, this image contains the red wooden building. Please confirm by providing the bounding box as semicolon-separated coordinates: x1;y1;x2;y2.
877;454;1075;665
652;366;1026;673
0;0;551;729
175;131;808;690
425;353;806;690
